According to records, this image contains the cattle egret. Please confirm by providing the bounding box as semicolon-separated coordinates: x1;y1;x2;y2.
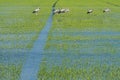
87;9;93;14
103;8;110;13
65;8;70;12
53;9;61;14
32;8;40;15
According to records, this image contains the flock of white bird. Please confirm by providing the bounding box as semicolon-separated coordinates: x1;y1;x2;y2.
53;8;70;14
32;7;110;15
87;8;111;14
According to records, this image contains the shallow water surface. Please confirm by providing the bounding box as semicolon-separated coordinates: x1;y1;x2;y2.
43;30;120;69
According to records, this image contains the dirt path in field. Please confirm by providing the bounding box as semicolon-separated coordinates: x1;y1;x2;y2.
19;1;59;80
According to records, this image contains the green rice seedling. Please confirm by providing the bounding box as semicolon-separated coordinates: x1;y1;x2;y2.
42;0;120;79
0;64;22;80
0;0;120;80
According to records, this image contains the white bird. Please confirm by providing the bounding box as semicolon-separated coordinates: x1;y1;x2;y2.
103;8;110;13
65;8;70;12
32;8;40;15
53;8;70;14
60;8;66;13
53;9;61;14
61;8;70;13
87;9;93;14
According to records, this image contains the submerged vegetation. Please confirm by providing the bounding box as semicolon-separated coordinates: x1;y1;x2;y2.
0;64;22;80
0;0;120;80
42;0;120;80
38;61;120;80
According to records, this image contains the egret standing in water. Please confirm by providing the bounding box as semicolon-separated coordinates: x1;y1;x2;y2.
103;8;110;13
60;8;70;13
32;7;40;15
87;9;93;14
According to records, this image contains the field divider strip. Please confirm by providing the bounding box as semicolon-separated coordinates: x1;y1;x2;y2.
19;0;59;80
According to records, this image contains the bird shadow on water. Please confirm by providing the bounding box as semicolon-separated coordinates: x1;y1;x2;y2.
19;0;59;80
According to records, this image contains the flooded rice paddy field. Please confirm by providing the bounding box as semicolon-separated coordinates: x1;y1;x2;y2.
0;0;120;80
39;2;120;79
41;30;120;79
0;5;50;80
44;30;120;67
